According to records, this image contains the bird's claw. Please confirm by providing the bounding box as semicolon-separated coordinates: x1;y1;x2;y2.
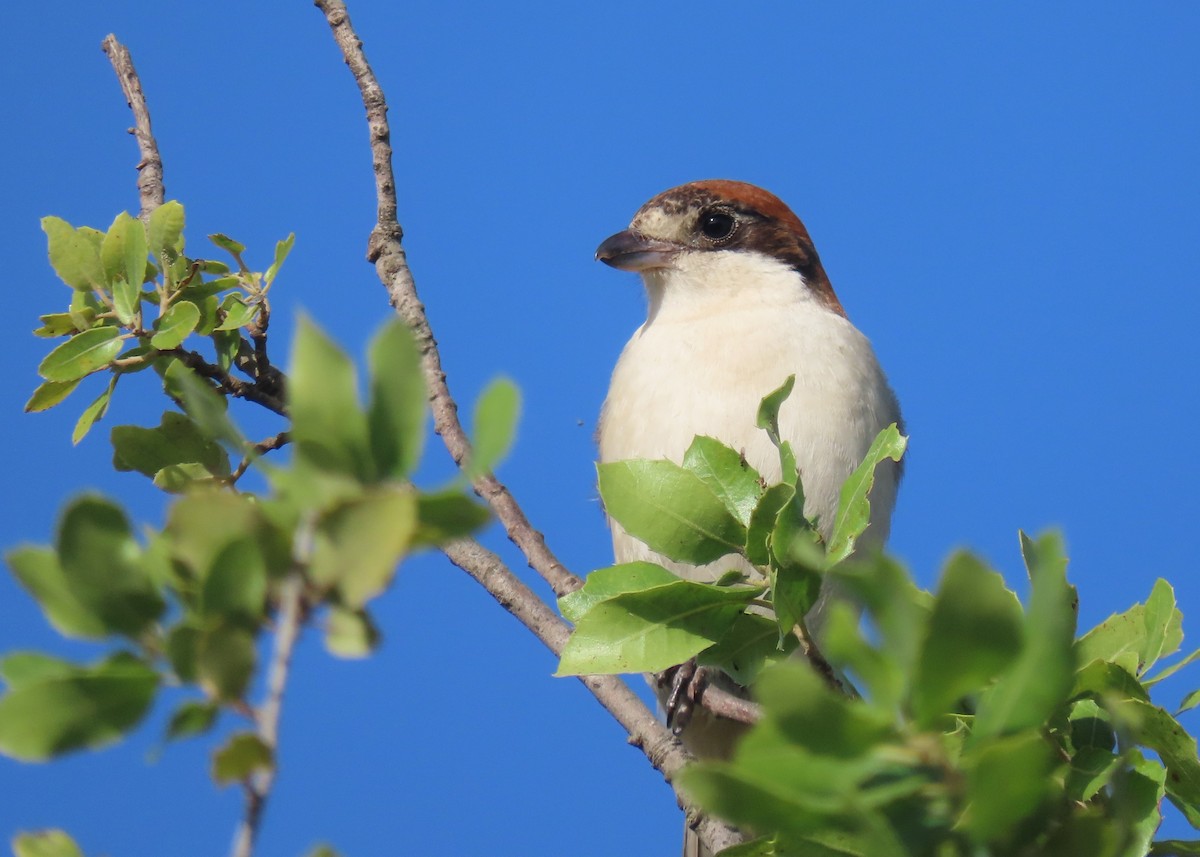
658;660;708;735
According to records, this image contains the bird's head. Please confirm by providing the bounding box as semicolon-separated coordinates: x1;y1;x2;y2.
595;180;845;318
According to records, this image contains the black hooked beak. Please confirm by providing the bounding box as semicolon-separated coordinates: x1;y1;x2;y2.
595;229;680;271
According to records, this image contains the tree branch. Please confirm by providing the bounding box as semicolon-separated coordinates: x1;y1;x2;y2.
440;539;740;846
313;0;579;600
169;348;287;416
229;431;292;485
101;35;164;220
231;566;307;857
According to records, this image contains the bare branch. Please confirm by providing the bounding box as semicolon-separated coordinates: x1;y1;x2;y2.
101;35;164;219
696;681;763;725
314;0;579;600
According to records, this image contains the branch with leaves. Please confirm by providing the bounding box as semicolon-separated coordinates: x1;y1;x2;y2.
6;9;1200;857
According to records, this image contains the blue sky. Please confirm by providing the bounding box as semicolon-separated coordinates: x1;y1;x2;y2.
2;2;1199;855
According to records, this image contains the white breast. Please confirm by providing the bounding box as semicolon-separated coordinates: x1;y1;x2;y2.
598;253;901;595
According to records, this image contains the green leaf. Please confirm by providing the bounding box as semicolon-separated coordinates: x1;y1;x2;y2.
1069;699;1117;752
1142;579;1182;674
1116;700;1200;809
1179;689;1200;715
826;424;906;565
700;612;795;686
212;328;240;373
310;488;418;607
25;378;82;413
165;625;199;683
1152;841;1200;856
830;555;930;680
366;320;427;479
962;731;1057;843
72;386;113;445
1146;647;1200;686
6;548;109;639
911;551;1022;728
100;212;147;324
161;361;243;448
466;377;520;478
263;232;295;286
821;601;903;711
1064;746;1122;801
38;328;122;382
1114;753;1168;857
745;483;793;566
682;436;765;527
752;661;896;758
215;294;256;331
212;732;272;785
187;294;220;334
1071;659;1150;703
973;531;1076;739
12;829;84;857
200;537;267;625
558;562;680;623
289;317;373;480
598;459;746;565
208;233;246;256
196;625;256;702
147;200;185;259
153;463;221;493
1077;604;1150;667
42;216;103;290
410;492;491;547
756;374;799;483
166;700;218;741
166;491;278;581
0;653;76;688
769;493;823;633
54;496;164;637
556;579;755;675
150;301;201;349
0;652;158;761
34;309;95;338
325;606;381;659
111;411;230;480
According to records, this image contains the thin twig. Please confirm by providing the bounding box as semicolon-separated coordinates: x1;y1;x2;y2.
314;0;579;600
101;35;164;219
231;543;309;857
229;431;292;485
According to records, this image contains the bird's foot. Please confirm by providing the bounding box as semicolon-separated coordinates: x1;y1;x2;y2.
657;660;710;735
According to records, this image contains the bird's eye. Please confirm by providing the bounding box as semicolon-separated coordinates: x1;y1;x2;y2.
698;209;736;242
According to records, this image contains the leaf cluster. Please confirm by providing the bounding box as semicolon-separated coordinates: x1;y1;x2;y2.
558;376;905;684
31;206;290;447
3;206;518;854
558;381;1200;856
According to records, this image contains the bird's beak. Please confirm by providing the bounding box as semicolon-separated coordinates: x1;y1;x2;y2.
595;229;680;271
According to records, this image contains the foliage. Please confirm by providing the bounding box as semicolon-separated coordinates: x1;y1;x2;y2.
3;207;506;852
559;381;1200;857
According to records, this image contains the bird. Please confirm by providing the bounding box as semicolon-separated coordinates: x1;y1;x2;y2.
595;180;902;856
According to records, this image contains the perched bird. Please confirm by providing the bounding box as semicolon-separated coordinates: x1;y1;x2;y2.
596;180;903;855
